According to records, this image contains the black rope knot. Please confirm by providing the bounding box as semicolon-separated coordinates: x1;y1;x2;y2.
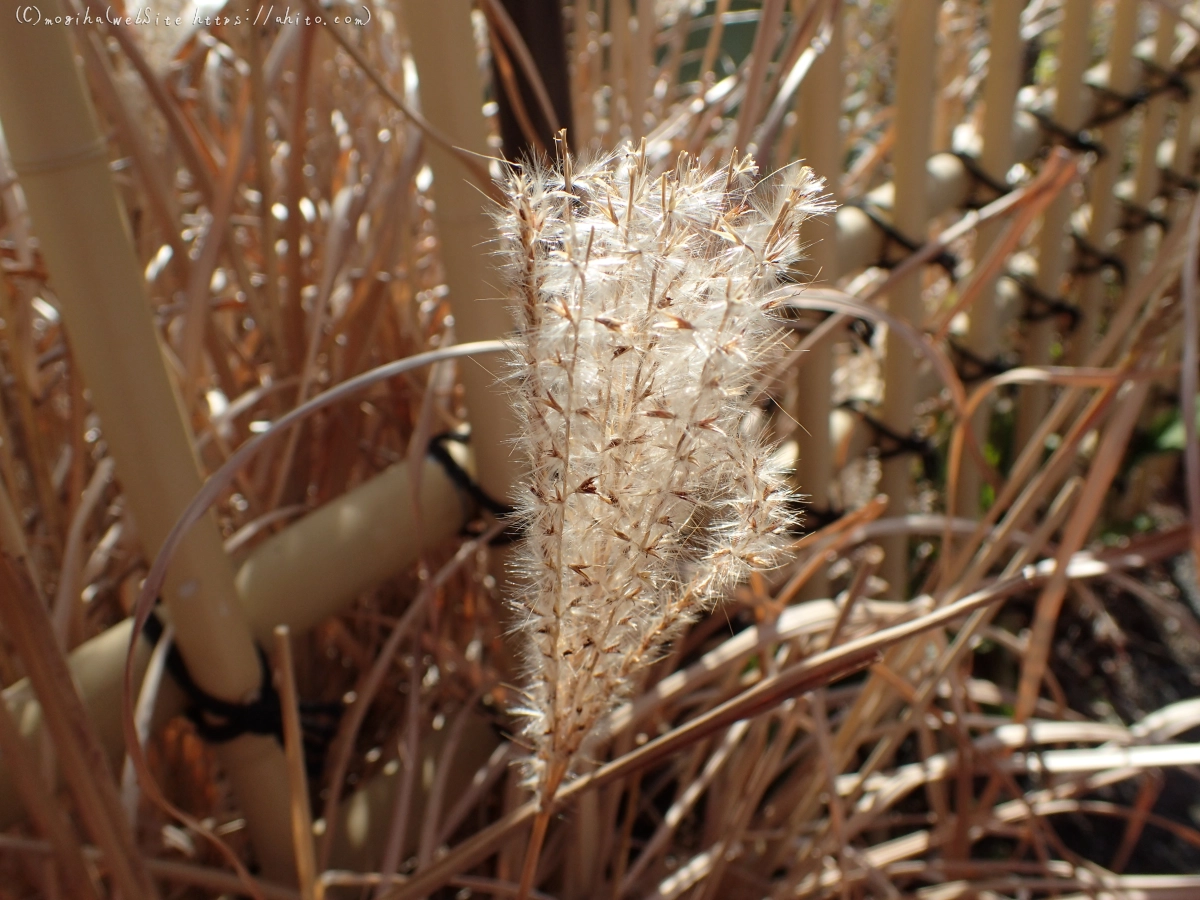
1071;231;1127;284
427;432;523;544
141;612;340;776
1005;273;1083;332
838;400;939;481
947;337;1014;383
950;150;1013;209
845;198;960;279
1029;109;1106;158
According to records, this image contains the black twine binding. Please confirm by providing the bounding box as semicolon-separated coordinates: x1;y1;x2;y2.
427;432;523;544
1087;61;1193;130
1004;273;1083;332
1160;166;1200;194
1118;198;1170;233
947;337;1014;383
950;151;1013;209
845;198;960;278
838;400;939;480
1071;231;1127;283
1029;109;1106;158
140;612;339;775
800;503;845;530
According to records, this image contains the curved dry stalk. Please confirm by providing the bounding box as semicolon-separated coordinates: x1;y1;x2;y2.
1179;189;1200;567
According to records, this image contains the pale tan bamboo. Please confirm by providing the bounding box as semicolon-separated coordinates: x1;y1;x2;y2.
0;0;295;877
792;10;844;601
629;0;654;141
235;452;466;639
1170;83;1200;214
1067;0;1141;364
1015;0;1093;453
878;0;940;596
1120;10;1177;281
829;42;1195;285
402;0;523;508
955;0;1024;519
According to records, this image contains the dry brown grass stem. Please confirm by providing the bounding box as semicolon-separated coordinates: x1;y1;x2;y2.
0;693;101;899
274;626;319;899
0;549;159;900
1179;188;1200;568
380;544;1173;899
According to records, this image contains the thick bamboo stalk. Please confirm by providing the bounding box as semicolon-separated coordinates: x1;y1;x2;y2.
235;452;466;640
792;10;844;601
1015;0;1093;452
0;1;295;878
1067;0;1140;364
1119;10;1176;281
402;0;523;508
878;0;939;596
955;0;1025;519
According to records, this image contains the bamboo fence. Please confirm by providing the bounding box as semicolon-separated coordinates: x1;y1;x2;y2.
0;0;1198;898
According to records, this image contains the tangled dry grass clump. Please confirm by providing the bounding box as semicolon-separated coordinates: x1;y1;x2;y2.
3;1;1200;900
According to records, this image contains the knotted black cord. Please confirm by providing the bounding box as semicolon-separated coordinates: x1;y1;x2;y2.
837;400;939;481
1003;272;1083;331
427;431;523;544
844;198;960;279
139;611;339;775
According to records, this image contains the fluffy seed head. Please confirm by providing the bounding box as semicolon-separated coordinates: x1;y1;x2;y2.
495;142;830;795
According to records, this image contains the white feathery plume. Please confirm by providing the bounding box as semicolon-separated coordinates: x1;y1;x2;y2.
495;140;831;805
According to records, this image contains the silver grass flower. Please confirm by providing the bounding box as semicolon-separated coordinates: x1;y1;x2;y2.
495;142;831;800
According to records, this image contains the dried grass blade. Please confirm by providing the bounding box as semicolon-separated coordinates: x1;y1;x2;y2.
0;696;101;900
1179;189;1200;566
0;549;160;900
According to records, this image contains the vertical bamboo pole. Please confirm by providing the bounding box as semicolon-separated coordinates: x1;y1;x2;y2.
570;0;597;149
608;0;631;139
402;0;523;509
1169;58;1200;221
1016;0;1092;453
878;0;940;596
793;11;844;600
0;0;297;880
955;0;1024;519
629;0;654;141
1066;0;1140;364
1120;10;1176;281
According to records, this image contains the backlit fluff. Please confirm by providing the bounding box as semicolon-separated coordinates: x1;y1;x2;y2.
495;142;830;797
